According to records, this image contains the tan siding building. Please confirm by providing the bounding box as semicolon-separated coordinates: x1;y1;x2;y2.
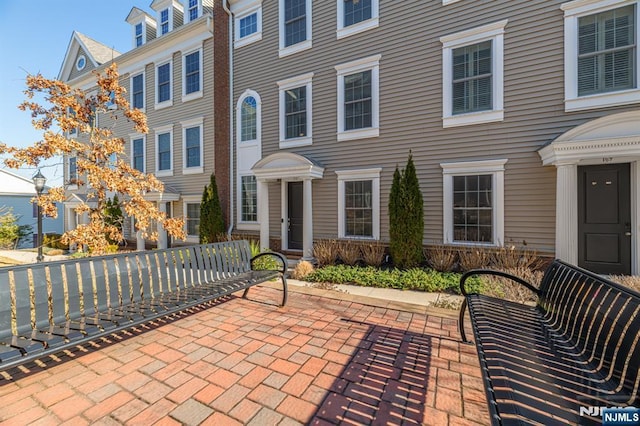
230;0;640;275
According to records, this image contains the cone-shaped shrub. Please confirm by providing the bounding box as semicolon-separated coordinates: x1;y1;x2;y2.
200;173;225;243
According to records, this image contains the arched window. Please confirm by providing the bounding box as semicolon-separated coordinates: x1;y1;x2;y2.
241;96;257;142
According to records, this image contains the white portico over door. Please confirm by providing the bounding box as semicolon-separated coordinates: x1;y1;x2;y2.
251;152;324;259
539;110;640;275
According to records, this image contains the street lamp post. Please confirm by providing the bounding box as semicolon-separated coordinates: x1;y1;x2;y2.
33;170;47;263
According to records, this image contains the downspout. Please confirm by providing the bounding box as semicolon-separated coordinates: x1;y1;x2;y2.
222;0;234;239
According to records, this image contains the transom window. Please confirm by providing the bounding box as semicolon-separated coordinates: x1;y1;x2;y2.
157;132;172;172
453;175;493;243
284;0;306;47
344;70;372;130
345;180;373;237
578;5;636;96
240;13;258;38
241;176;258;222
186;203;200;236
132;138;145;172
135;23;143;47
131;73;144;109
157;62;171;104
452;41;493;114
345;0;372;27
188;0;199;21
184;51;200;95
160;9;170;34
241;97;257;141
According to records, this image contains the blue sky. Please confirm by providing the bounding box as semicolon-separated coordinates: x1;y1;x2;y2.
0;0;150;183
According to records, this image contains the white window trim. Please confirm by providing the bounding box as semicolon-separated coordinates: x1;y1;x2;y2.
277;72;314;148
181;117;204;175
155;124;174;177
67;156;78;190
335;54;381;141
182;195;201;242
440;159;507;246
336;0;379;39
155;59;173;110
130;134;146;173
233;2;263;48
236;89;261;148
336;168;381;240
238;174;260;230
130;70;145;112
182;47;204;103
278;0;313;58
440;20;507;128
185;0;202;23
562;0;640;111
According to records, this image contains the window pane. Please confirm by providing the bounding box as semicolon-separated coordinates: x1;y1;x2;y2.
240;13;258;38
241;176;257;222
132;74;144;109
135;23;143;46
285;86;307;139
186;203;200;236
284;0;306;47
344;70;373;131
158;63;171;102
133;138;144;172
578;5;636;96
185;51;200;94
452;41;493;114
188;0;199;21
241;96;257;141
158;133;171;170
345;180;373;237
161;9;169;34
344;0;372;27
452;174;493;243
69;157;77;183
185;127;200;168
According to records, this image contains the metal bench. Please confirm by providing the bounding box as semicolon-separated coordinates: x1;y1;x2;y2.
459;259;640;425
0;240;287;372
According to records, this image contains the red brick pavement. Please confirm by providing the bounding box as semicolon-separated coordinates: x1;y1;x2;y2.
0;287;489;425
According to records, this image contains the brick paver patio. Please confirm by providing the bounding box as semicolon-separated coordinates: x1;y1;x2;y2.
0;285;489;425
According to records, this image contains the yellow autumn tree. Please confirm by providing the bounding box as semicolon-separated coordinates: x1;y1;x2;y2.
0;63;186;254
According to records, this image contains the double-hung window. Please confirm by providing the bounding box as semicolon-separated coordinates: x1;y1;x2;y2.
181;117;203;174
441;159;507;245
155;125;173;177
182;49;202;101
337;0;379;39
279;0;312;57
185;203;200;237
131;72;144;110
160;9;170;35
562;0;639;111
67;107;78;138
156;60;172;108
68;156;78;188
241;175;258;223
131;136;145;172
232;0;263;48
278;72;313;148
187;0;199;22
135;23;143;47
336;168;381;239
440;20;507;127
241;96;258;142
335;55;381;141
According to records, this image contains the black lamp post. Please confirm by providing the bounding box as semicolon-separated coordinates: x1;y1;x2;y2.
33;170;46;263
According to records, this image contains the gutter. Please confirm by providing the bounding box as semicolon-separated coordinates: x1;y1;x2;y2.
222;0;235;238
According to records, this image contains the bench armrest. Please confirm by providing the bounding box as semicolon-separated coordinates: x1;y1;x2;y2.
459;269;539;297
250;251;288;275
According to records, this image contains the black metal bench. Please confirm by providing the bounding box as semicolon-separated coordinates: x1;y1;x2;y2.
459;259;640;425
0;240;287;372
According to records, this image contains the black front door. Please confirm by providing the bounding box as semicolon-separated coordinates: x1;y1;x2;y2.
288;182;303;250
578;164;631;275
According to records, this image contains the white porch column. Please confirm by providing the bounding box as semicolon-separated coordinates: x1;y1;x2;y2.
555;162;578;264
303;178;313;259
258;179;270;250
157;202;168;249
136;230;145;251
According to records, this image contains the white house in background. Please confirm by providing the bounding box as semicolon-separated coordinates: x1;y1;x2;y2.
0;169;63;249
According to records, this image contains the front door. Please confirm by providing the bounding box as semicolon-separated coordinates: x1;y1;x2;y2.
288;181;303;250
578;164;631;275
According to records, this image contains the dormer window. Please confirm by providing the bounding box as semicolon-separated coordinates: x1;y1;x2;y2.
135;23;143;47
160;9;170;34
187;0;199;22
